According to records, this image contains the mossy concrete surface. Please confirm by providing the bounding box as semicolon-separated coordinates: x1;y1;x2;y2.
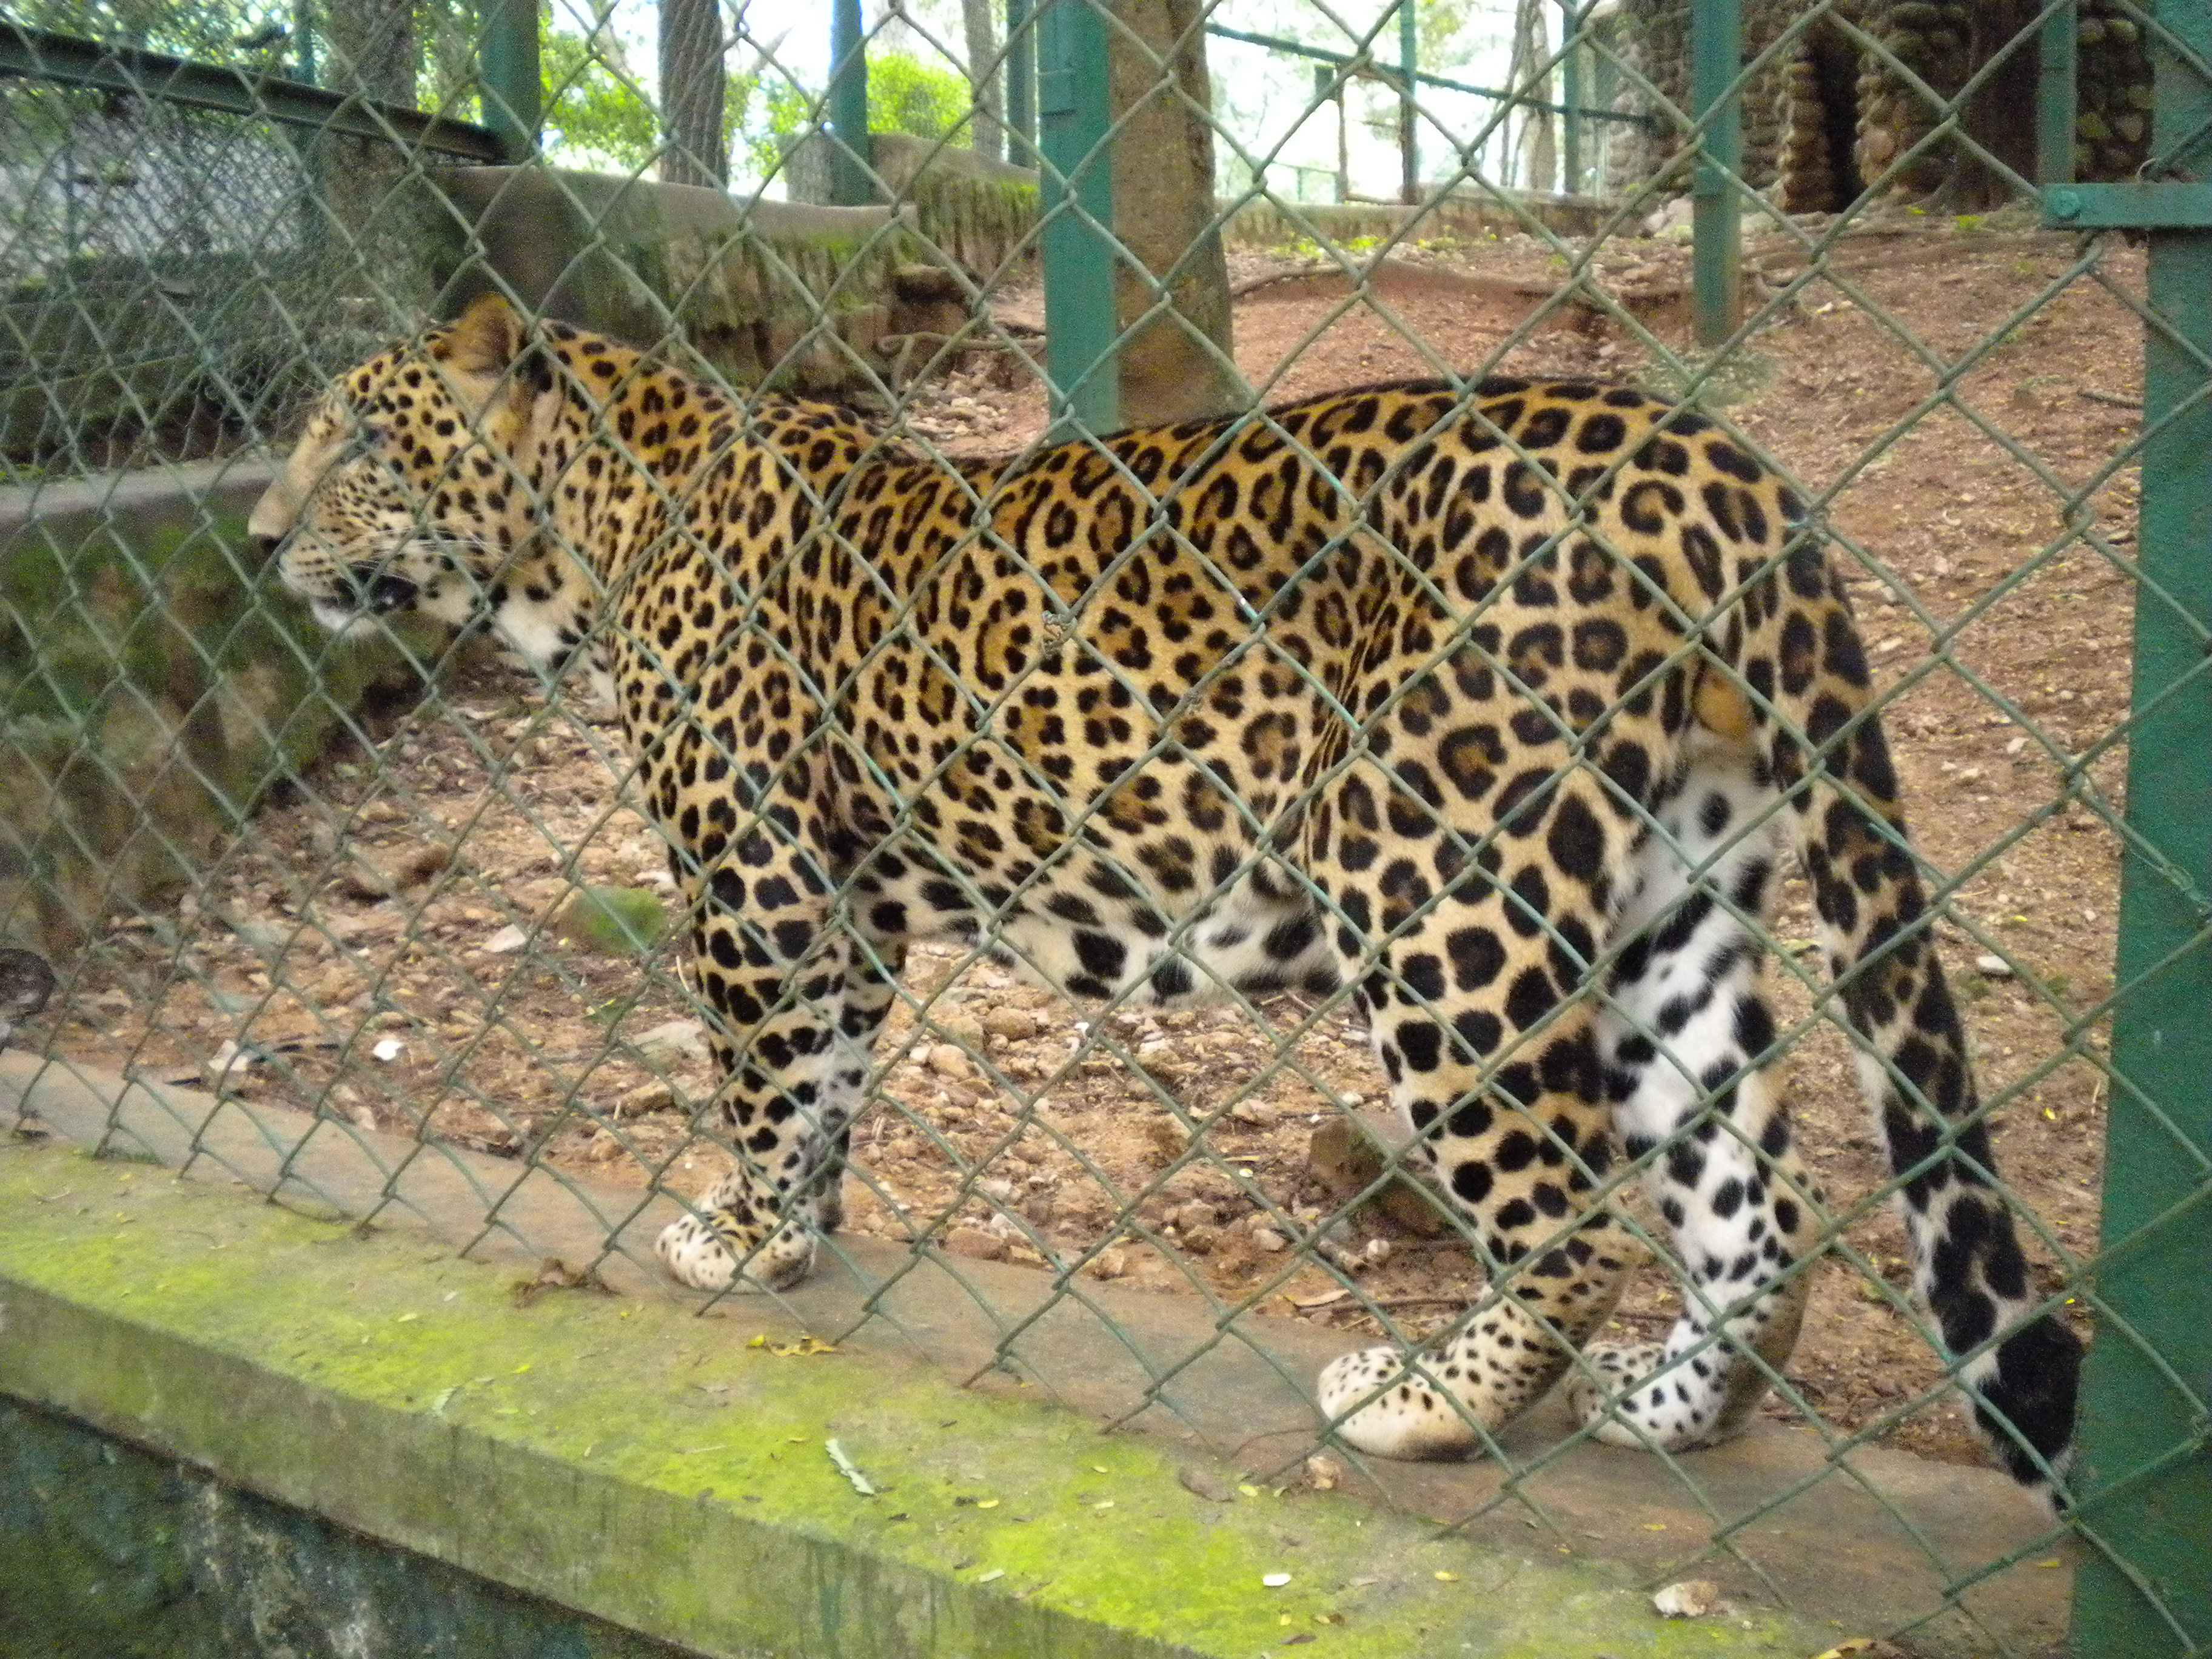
0;1136;1818;1659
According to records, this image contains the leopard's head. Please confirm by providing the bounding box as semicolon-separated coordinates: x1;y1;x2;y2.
252;295;592;665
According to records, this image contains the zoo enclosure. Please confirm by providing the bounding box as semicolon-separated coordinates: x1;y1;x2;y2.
0;2;2208;1656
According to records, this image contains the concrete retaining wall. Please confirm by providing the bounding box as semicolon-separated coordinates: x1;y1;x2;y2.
0;463;427;957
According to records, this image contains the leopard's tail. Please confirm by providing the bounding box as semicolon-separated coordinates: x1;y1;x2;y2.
1755;555;2081;1500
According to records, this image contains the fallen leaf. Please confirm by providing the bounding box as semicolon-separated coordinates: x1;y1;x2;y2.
825;1438;879;1496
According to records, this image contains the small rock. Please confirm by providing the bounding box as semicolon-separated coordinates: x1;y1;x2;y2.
981;1008;1040;1041
1652;1580;1726;1619
484;924;529;954
617;1081;677;1116
933;1013;985;1048
1178;1224;1221;1256
1251;1226;1289;1252
1304;1453;1344;1491
1170;1199;1216;1232
927;1043;972;1079
370;1036;405;1062
338;842;453;902
943;1225;1010;1262
1090;1246;1130;1280
1177;1464;1236;1503
634;1019;710;1066
1974;954;2015;977
1307;1113;1452;1239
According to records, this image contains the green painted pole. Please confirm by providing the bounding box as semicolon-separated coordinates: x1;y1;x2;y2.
2066;5;2212;1656
1398;0;1417;204
2037;0;2077;186
1561;3;1583;196
292;0;316;85
1005;0;1035;166
1037;0;1116;439
478;0;539;163
828;0;871;204
1689;0;1740;348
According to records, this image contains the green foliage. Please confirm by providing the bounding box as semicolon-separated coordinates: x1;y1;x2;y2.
540;24;658;173
732;50;971;187
732;75;817;184
865;50;971;143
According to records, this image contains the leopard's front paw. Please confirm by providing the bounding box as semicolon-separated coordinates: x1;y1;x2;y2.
654;1208;817;1292
1316;1345;1481;1460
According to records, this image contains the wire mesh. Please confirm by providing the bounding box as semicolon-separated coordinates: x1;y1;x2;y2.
2;2;2205;1654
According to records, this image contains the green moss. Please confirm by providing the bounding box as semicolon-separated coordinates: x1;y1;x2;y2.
0;1141;1815;1658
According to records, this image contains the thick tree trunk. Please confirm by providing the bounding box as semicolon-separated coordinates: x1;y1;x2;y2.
962;0;1005;163
660;0;729;188
317;0;419;303
1509;0;1556;193
1108;0;1241;426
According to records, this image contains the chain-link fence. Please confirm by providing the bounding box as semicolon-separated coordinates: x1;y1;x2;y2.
2;1;2207;1654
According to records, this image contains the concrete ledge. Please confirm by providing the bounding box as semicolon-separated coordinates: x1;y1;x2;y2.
1;1053;2072;1657
0;1131;1815;1659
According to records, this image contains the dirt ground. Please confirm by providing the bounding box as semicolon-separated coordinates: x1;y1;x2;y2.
42;207;2137;1470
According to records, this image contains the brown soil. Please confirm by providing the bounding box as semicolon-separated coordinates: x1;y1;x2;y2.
41;211;2136;1472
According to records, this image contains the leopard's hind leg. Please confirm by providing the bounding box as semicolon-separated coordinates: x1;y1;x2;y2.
1313;761;1648;1460
1566;713;1818;1450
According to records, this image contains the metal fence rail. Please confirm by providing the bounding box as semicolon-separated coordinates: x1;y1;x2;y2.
1;2;2205;1654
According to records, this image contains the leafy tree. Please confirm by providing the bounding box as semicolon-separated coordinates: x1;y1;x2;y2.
540;23;659;173
866;50;974;144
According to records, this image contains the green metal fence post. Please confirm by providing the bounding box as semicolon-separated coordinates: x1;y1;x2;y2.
478;0;539;163
1397;0;1418;204
1561;3;1583;196
828;0;871;205
2036;0;2077;186
1689;0;1740;347
291;0;317;85
2065;1;2212;1651
1036;0;1116;438
1005;0;1036;166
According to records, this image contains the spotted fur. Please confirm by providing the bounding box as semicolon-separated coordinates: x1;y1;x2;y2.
251;295;2079;1495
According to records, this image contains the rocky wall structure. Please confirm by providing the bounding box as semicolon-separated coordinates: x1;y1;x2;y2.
1605;0;2152;212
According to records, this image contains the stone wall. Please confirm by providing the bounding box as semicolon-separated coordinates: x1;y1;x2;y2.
0;464;425;957
781;131;1042;279
422;167;951;400
1607;0;2153;211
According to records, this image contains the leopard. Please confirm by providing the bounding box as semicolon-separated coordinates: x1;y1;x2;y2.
250;293;2081;1498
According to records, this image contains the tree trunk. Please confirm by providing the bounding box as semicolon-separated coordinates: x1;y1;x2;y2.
1108;0;1241;426
317;0;420;307
660;0;729;188
962;0;1004;163
1954;0;2042;210
1509;0;1556;193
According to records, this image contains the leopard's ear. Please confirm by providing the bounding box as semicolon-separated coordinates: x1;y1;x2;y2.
440;293;525;375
